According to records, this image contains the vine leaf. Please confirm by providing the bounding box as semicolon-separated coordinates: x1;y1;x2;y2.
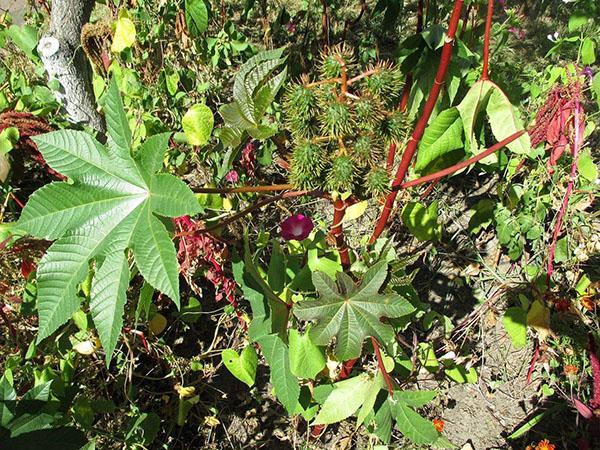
18;78;201;360
391;394;439;445
293;262;415;361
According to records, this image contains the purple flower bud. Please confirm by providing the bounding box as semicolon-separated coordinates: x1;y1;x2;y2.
280;214;314;241
225;170;239;183
582;66;594;79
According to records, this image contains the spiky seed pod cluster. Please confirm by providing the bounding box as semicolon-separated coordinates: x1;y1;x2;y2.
283;76;317;138
282;45;409;199
319;43;355;78
365;167;391;198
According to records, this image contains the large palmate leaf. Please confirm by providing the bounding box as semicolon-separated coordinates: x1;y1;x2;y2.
18;78;200;361
293;262;415;360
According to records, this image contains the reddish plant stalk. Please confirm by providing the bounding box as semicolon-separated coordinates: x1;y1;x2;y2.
394;130;526;191
371;336;395;396
370;0;464;244
193;184;294;194
385;141;397;171
526;342;540;385
331;199;350;269
589;335;600;409
547;103;582;280
481;0;494;81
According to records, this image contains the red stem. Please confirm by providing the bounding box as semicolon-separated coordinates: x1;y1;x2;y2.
394;130;526;191
385;141;397;171
370;0;464;244
481;0;494;81
547;103;582;281
526;342;540;385
588;334;600;409
371;336;394;396
331;199;350;269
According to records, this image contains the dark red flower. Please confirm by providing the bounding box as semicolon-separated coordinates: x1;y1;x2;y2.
280;214;314;241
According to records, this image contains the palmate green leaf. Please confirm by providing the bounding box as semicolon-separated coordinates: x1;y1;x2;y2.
293;262;415;360
18;79;200;359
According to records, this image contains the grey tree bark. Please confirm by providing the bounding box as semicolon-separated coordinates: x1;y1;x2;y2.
37;0;106;134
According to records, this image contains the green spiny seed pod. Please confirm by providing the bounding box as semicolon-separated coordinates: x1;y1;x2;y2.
291;141;325;172
283;80;318;138
365;167;390;198
354;95;386;130
380;109;409;143
319;43;355;79
290;164;322;190
326;154;355;192
351;135;382;167
319;101;355;137
315;83;338;107
362;63;403;103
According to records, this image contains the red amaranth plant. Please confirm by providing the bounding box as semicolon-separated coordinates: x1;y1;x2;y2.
241;140;257;177
529;81;583;173
174;216;238;311
0;111;64;179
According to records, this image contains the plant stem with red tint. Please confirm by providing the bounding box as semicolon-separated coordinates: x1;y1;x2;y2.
331;199;350;269
547;103;582;281
394;130;526;191
589;335;600;409
481;0;494;81
371;336;395;396
370;0;464;244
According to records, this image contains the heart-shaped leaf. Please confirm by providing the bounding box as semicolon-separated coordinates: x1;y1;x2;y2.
222;346;258;387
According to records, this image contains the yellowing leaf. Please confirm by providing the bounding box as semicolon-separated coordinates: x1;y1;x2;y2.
111;12;136;53
149;313;167;335
343;201;368;223
527;300;551;341
182;104;214;147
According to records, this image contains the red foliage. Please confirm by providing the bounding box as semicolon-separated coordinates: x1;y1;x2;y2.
0;111;64;179
174;216;238;312
241;140;256;177
529;81;582;173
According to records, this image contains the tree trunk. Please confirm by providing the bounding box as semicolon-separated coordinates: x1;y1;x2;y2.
37;0;106;134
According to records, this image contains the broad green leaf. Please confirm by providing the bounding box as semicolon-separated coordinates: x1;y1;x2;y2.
288;329;326;379
150;174;200;217
401;201;442;242
457;80;494;153
259;334;300;413
502;307;527;349
6;24;38;60
222;346;258;387
7;413;57;437
267;240;286;294
444;365;478;383
415;107;464;175
294;262;415;360
578;151;598;181
182;104;214;147
19;88;198;348
132;206;181;306
136;132;171;176
111;11;136;53
486;85;531;155
184;0;208;36
527;299;551;341
313;374;372;425
357;373;384;426
90;251;130;363
103;78;131;157
392;398;439;445
393;390;437;408
581;38;596;65
0;370;16;427
593;73;600;110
